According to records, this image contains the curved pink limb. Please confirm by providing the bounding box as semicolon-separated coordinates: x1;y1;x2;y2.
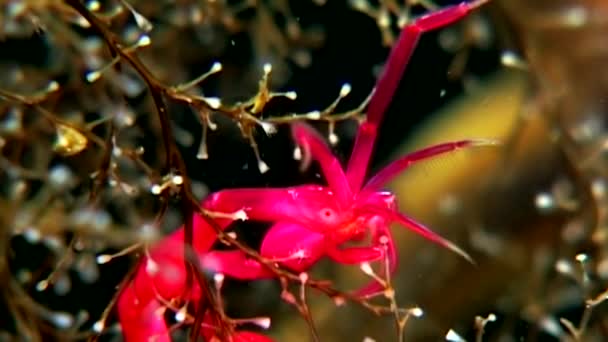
204;185;345;232
346;1;488;191
393;210;472;263
260;222;327;272
292;122;353;205
202;250;274;280
201;222;326;278
117;247;201;342
326;246;384;264
362;139;493;193
232;331;276;342
117;217;219;342
118;235;277;342
117;285;173;342
365;205;472;263
205;187;320;222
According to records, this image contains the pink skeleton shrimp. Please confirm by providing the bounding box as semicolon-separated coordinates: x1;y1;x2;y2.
116;1;493;340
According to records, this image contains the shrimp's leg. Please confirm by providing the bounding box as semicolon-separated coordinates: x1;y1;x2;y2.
202;222;326;278
347;0;490;190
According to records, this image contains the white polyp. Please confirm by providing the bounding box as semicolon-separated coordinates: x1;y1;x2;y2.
306;111;321;120
145;258;159;275
137;35;151;47
299;272;309;284
204;97;221;109
360;262;374;276
86;0;101;11
340;83;352;97
36;279;49;291
445;329;465;342
111;145;123;158
410;307;424;317
226;232;238;239
210;62;223;73
206;116;218;130
291;249;307;260
150;184;163;195
500;50;517;66
133;11;153;32
328;132;339;145
535;192;554;211
172;175;184;185
397;13;407;28
23;227;41;243
175;306;188;323
260;122;277;135
252;317;271;329
213;273;225;289
333;296;346;306
263;63;272;74
576;253;589;263
487;313;497;322
47;81;60;92
284;91;297;100
233;209;248;221
75;16;91;28
362;337;376;342
86;70;102;83
500;50;526;69
197;139;209;160
258;160;270;174
96;254;112;264
378;10;390;28
92;320;105;333
293;147;302;160
539;316;564;337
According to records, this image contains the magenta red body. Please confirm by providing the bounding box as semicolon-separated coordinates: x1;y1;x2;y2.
116;2;490;341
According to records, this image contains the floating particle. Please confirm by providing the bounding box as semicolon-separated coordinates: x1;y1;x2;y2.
445;329;465;342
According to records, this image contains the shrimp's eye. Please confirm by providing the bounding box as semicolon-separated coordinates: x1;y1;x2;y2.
320;208;336;220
